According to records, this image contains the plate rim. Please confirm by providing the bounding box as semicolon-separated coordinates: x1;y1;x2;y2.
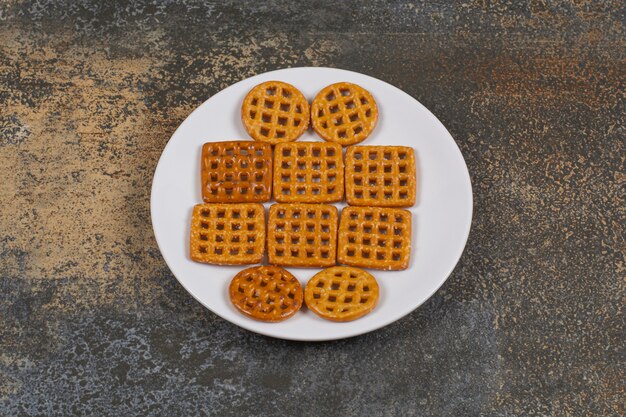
150;66;473;341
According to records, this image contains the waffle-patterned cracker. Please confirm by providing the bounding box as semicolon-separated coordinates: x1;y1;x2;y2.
201;141;272;203
273;142;344;203
229;266;303;322
267;204;338;267
241;81;310;144
345;146;416;207
337;206;411;270
190;203;265;265
311;82;378;146
304;266;379;322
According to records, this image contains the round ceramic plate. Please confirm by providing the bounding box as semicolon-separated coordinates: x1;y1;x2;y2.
151;67;472;341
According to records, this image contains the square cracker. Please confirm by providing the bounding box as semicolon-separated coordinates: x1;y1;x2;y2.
273;142;344;203
345;146;416;207
337;206;411;270
190;203;265;265
201;141;272;203
267;203;338;267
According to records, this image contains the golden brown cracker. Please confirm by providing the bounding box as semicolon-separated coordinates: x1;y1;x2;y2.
241;81;309;144
305;266;379;322
311;82;378;146
337;206;411;270
345;146;416;207
190;203;265;265
273;141;344;203
229;265;303;322
201;141;272;203
267;203;338;267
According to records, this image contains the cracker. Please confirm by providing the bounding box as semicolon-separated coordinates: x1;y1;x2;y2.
201;141;272;203
190;203;265;265
311;82;378;146
241;81;309;144
229;265;303;322
304;266;379;322
337;206;411;270
345;145;416;207
267;203;338;267
273;141;344;203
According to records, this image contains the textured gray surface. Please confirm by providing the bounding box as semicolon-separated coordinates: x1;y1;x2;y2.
1;1;624;416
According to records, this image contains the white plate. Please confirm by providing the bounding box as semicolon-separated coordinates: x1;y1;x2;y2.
151;67;472;341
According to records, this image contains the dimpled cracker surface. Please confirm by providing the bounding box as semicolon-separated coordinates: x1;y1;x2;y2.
311;82;378;146
267;203;338;267
241;81;310;144
201;141;272;203
337;206;411;270
345;145;416;207
190;203;265;265
229;266;303;322
305;266;379;322
273;141;344;203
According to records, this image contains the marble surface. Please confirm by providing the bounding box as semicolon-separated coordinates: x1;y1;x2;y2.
0;1;623;416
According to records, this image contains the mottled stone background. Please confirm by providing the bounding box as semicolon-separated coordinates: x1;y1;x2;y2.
1;1;624;416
